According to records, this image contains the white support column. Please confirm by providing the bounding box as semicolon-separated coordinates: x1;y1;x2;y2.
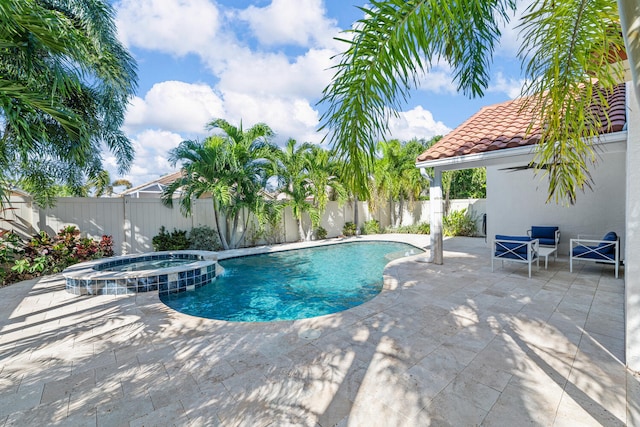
430;168;444;264
626;81;640;372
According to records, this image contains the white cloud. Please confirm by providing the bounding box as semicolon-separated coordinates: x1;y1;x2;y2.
124;81;225;135
417;62;457;94
115;0;221;56
238;0;340;48
488;72;527;99
496;0;534;57
388;106;451;141
222;92;322;144
107;129;185;185
217;48;335;100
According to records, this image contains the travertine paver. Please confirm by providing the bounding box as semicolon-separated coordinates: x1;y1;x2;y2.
0;235;637;426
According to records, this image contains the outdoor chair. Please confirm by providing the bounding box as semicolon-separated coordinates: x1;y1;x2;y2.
528;226;560;260
492;235;539;278
570;231;620;278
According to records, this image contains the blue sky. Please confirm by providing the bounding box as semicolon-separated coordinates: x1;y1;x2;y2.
109;0;527;187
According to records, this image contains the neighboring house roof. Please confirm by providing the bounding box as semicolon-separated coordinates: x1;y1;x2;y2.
417;83;627;163
118;171;183;197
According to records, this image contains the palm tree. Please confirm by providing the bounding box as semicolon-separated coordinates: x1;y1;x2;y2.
207;119;280;247
273;139;316;241
371;139;429;227
89;170;132;197
162;120;278;250
306;146;347;222
0;0;137;207
320;0;636;205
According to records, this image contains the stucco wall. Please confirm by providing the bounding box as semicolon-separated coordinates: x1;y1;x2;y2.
486;146;627;257
625;80;640;372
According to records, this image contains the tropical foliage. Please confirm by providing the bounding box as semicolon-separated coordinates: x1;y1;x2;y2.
272;140;347;241
370;138;431;226
0;226;113;286
162;119;278;250
320;0;633;204
0;0;137;208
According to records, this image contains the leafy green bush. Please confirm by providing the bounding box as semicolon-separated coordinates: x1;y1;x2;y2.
384;222;430;234
314;226;327;240
152;226;190;251
443;208;477;237
188;225;222;251
2;226;113;286
342;222;357;236
361;219;380;235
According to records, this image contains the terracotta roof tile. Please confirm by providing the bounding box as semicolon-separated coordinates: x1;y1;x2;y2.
417;83;627;162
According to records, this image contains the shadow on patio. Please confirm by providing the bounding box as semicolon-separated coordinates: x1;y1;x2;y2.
0;237;636;426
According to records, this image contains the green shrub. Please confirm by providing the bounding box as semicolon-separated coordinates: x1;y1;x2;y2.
443;208;477;237
314;226;327;240
384;222;430;234
2;226;114;286
361;219;380;235
152;226;190;251
342;222;357;236
188;225;222;251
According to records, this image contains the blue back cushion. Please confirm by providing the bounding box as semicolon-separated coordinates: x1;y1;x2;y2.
597;231;617;254
531;226;558;240
495;235;532;255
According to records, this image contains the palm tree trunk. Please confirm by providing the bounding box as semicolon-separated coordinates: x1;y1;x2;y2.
229;211;240;248
213;200;229;250
397;197;404;227
235;210;252;248
297;218;305;241
353;195;359;234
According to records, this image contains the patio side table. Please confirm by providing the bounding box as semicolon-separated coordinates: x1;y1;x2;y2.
538;246;557;269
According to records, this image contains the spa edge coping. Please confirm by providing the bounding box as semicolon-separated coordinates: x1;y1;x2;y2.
62;250;218;281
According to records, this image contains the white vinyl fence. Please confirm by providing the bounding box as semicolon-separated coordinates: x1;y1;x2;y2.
2;194;486;255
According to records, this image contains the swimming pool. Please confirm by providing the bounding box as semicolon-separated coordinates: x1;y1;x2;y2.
160;241;422;322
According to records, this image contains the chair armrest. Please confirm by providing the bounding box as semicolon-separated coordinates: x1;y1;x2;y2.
577;234;602;239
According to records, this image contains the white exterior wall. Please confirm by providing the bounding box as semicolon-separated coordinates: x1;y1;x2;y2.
486;146;627;256
626;79;640;372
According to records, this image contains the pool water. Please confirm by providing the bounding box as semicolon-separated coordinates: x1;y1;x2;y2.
103;258;195;272
160;241;422;322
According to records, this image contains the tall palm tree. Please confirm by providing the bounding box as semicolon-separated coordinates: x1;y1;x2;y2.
0;0;137;207
162;137;234;250
163;120;278;250
320;0;635;204
207;119;280;247
372;139;429;227
273;139;317;241
306;146;347;220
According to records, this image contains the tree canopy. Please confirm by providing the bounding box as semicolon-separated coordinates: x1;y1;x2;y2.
0;0;137;207
320;0;634;204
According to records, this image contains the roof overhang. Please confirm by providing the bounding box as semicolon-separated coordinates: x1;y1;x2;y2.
416;131;628;172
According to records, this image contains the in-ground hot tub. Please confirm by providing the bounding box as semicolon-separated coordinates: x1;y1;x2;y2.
62;251;218;296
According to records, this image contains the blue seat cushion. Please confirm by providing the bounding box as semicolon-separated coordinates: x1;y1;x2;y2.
537;238;556;246
495;235;532;256
572;245;615;260
530;226;558;241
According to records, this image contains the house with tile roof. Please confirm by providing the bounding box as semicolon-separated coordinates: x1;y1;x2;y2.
117;171;183;198
415;81;640;372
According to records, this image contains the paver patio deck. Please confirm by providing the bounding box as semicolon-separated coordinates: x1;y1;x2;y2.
0;236;638;426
